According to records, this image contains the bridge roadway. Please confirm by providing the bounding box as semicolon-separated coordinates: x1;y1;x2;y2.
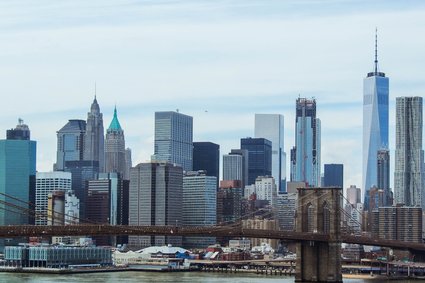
1;225;425;252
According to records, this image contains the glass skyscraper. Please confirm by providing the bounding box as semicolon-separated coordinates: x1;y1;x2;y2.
241;137;272;186
394;97;424;208
0;120;36;248
323;164;343;188
152;111;193;171
193;142;220;183
362;34;389;210
182;171;216;248
290;98;321;187
254;114;286;193
55;119;86;171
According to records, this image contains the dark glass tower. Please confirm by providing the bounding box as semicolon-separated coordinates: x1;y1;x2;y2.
193;142;219;181
240;137;272;185
323;164;343;188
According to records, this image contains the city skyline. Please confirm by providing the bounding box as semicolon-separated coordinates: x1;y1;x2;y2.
1;1;425;190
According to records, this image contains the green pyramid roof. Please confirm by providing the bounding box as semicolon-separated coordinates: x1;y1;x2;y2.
108;107;122;131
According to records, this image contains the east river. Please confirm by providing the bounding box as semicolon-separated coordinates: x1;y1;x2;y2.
0;272;424;283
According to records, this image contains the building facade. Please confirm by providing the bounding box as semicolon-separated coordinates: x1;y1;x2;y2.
377;149;391;206
83;97;105;173
193;142;219;184
55;119;86;171
290;98;321;187
0;121;36;249
323;164;343;188
35;172;72;226
217;180;243;225
152;111;193;171
394;97;424;208
362;34;389;210
255;114;286;193
129;162;183;249
105;107;127;179
241;138;272;186
182;171;216;248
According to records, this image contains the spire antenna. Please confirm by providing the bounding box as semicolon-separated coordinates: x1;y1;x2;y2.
94;81;97;99
374;28;378;74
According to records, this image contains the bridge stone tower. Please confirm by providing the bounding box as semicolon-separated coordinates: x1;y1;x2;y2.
295;187;342;282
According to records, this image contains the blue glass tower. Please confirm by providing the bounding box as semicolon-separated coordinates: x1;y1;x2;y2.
362;31;389;210
0;120;36;228
290;98;321;187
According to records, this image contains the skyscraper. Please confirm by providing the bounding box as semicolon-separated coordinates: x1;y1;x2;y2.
105;107;127;179
377;149;391;206
83;97;105;173
182;171;216;248
362;32;389;210
124;148;132;181
129;162;183;249
323;164;343;188
86;173;129;245
55;119;86;171
255;114;286;193
223;153;244;185
193;142;220;183
394;97;424;208
0;120;36;248
241;137;272;186
152;111;193;171
290;98;321;186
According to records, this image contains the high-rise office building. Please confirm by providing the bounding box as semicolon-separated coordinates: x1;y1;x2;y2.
344;185;363;234
83;97;105;173
377;149;391;206
193;142;219;183
0;121;36;248
64;160;99;220
255;114;286;193
152;111;193;171
124;148;132;181
105;107;127;179
290;98;321;187
241;138;272;186
182;171;216;248
217;180;243;225
363;32;389;210
55;119;86;171
86;173;129;245
35;171;72;226
129;162;183;249
378;206;422;243
223;154;243;183
394;97;424;208
323;164;343;188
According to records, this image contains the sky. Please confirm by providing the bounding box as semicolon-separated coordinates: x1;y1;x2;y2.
1;0;425;192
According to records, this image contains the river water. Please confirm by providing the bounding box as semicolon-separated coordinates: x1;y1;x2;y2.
0;272;424;283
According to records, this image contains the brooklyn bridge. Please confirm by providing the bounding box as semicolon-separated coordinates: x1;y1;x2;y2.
1;187;424;282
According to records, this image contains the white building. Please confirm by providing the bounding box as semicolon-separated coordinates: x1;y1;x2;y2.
35;172;72;226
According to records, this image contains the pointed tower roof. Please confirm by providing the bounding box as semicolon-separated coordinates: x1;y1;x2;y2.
90;95;100;113
108;106;122;131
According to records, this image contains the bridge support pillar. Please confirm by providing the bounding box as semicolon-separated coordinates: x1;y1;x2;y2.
295;187;342;283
